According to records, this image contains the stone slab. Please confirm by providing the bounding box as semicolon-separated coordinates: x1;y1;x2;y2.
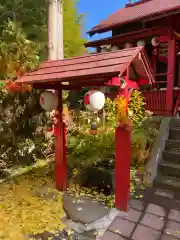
140;213;165;230
63;193;109;224
120;208;142;223
146;204;166;217
168;210;180;223
161;233;179;240
155;189;174;199
100;231;125;240
164;220;180;239
132;224;161;240
108;217;135;238
129;199;145;211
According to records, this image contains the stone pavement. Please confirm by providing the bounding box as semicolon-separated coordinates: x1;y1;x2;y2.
101;187;180;240
31;187;180;240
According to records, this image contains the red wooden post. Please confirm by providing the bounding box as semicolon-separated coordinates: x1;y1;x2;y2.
115;84;131;211
115;126;131;211
55;89;67;190
166;33;176;115
178;56;180;88
151;47;158;79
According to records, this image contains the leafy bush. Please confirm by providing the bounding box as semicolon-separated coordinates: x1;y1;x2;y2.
103;98;116;128
67;129;114;170
128;90;146;127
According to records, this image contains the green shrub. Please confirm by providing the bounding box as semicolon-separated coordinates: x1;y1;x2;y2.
67;129;114;170
128;90;146;128
103;98;116;128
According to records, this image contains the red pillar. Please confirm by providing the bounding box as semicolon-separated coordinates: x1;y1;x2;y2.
115;126;131;211
166;33;176;115
115;84;131;211
152;47;158;78
178;56;180;88
55;89;67;190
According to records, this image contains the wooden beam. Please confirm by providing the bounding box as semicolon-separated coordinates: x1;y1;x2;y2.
33;83;60;89
85;27;169;48
166;32;176;115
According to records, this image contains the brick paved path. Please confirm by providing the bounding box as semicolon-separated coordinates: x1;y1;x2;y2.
101;187;180;240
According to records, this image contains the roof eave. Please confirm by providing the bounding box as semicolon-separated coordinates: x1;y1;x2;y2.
87;7;180;36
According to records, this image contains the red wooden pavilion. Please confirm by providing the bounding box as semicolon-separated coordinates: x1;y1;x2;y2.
16;47;154;211
86;0;180;116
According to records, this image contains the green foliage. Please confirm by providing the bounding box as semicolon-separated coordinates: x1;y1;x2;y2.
0;0;86;173
63;0;86;57
0;0;86;61
67;129;115;170
128;90;146;127
131;118;159;167
103;98;116;127
0;21;40;79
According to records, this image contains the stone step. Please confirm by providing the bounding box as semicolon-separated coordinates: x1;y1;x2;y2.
169;128;180;140
162;150;180;164
170;118;180;128
165;140;180;151
154;175;180;192
158;162;180;178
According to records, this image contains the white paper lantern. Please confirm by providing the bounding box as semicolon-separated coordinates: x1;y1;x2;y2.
151;37;160;47
124;42;133;48
137;40;146;47
40;90;58;112
100;47;108;53
84;90;105;112
111;45;120;51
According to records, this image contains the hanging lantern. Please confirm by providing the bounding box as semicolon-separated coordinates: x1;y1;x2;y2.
100;46;108;53
111;45;120;51
151;37;160;47
137;40;146;47
40;90;58;112
84;90;105;112
124;42;133;48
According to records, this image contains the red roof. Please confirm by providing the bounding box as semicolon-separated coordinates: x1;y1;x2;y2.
15;47;154;87
88;0;180;35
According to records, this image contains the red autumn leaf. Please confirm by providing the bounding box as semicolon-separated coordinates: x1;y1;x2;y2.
6;82;22;92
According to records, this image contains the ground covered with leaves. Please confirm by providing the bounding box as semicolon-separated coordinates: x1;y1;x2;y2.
0;170;65;240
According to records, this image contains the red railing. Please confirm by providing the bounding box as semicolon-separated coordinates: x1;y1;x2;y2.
143;88;180;115
143;90;166;115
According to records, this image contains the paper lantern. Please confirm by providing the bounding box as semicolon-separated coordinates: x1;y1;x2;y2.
111;45;120;51
137;40;146;47
100;47;108;53
124;42;133;48
40;90;58;112
151;37;160;47
84;90;105;112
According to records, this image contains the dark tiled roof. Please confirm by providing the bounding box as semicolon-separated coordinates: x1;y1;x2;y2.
88;0;180;35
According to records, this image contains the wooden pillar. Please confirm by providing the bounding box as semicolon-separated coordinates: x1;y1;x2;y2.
178;56;180;88
166;33;176;115
152;47;158;78
115;126;131;211
115;84;131;211
55;88;67;190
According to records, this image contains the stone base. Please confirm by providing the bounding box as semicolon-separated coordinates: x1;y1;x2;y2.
62;193;127;239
